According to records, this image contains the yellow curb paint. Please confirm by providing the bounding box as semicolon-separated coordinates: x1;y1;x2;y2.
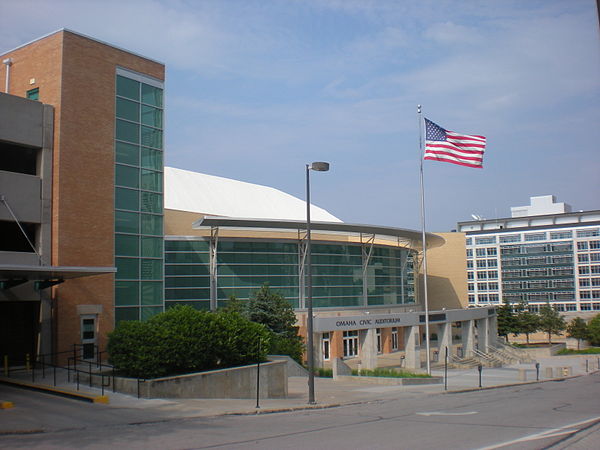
93;396;109;404
1;401;14;409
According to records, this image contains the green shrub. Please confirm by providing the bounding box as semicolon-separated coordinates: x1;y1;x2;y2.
108;305;270;378
315;368;333;378
556;348;600;355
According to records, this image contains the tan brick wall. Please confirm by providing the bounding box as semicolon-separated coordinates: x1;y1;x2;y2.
2;30;165;356
426;232;468;310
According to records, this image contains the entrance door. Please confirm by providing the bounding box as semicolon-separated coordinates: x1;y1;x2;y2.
0;301;39;364
343;330;359;358
80;315;97;360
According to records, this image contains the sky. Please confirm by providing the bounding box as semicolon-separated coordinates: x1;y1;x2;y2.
2;0;599;231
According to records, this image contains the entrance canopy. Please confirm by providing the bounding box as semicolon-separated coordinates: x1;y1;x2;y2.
0;264;116;290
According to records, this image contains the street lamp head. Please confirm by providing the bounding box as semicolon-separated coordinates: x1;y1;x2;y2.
309;161;330;172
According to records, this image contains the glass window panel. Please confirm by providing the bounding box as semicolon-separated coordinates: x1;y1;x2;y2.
26;88;39;101
115;164;139;188
141;191;162;213
165;240;209;252
116;142;139;166
115;307;139;323
141;281;163;305
141;258;162;280
141;105;163;128
115;187;139;211
115;234;139;256
117;75;140;101
116;97;139;122
165;264;209;276
116;119;139;144
141;147;162;170
141;170;163;192
115;211;139;234
115;281;139;306
116;257;139;280
165;252;210;264
141;213;162;235
165;288;210;300
141;306;163;321
141;236;163;257
165;276;210;288
141;83;163;107
141;126;162;149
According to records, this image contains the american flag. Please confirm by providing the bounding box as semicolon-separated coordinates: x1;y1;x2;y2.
424;118;486;168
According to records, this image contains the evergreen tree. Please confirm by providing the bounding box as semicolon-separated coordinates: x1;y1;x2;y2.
538;302;566;345
515;300;540;345
227;284;305;363
497;299;518;343
586;314;600;347
566;317;589;350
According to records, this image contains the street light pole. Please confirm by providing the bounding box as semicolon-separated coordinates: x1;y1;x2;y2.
306;161;329;405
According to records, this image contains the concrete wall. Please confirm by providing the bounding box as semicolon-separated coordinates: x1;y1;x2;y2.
110;360;288;399
426;231;468;310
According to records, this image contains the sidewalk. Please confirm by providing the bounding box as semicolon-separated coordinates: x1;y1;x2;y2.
1;355;598;434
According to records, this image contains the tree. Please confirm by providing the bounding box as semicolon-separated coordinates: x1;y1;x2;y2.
497;299;518;343
587;314;600;346
243;284;305;363
515;301;541;345
538;303;566;345
566;317;589;350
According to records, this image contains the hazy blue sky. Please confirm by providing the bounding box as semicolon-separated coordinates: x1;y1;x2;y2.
2;0;599;231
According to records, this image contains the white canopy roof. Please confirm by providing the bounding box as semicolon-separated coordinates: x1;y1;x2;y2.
164;167;342;223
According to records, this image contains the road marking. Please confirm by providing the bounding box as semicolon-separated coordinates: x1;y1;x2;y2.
416;411;478;416
479;416;600;449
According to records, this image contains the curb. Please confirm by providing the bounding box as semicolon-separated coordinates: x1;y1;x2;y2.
0;377;109;404
1;401;14;409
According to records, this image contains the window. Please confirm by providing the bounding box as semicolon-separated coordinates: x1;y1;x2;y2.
466;238;472;245
476;271;487;280
566;304;577;311
581;291;591;299
467;272;474;280
475;237;497;245
466;249;473;257
525;232;546;241
343;330;359;358
477;260;487;268
577;229;599;238
578;242;589;251
550;231;572;239
26;88;39;101
467;260;474;269
488;270;498;279
594;303;600;311
391;328;398;351
488;293;499;303
488;282;499;291
580;279;591;287
487;259;498;268
578;254;589;263
592;278;600;287
591;253;600;262
590;241;600;250
581;303;591;311
468;294;475;304
592;266;600;274
555;304;565;312
376;328;382;354
478;294;489;302
500;234;521;243
593;291;600;299
322;332;330;361
468;283;474;292
476;248;486;257
477;282;488;291
487;248;497;256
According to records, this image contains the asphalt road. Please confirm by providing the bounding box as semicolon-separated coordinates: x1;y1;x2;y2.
1;373;599;449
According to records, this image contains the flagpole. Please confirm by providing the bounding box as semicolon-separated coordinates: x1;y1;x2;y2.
417;104;431;375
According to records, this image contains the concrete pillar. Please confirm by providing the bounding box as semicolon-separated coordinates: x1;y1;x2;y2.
461;320;475;358
488;315;498;347
476;318;490;352
314;332;323;369
360;328;378;369
437;322;451;360
403;325;420;369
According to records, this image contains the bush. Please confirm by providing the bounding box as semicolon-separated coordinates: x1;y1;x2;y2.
556;348;600;355
108;305;270;378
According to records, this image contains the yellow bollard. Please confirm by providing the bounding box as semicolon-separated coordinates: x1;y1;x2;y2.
3;355;7;376
26;353;30;371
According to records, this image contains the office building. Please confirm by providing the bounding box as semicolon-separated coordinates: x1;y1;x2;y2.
458;195;600;314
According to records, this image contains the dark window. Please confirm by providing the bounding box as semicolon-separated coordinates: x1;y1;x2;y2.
0;142;38;175
26;88;39;101
0;221;37;252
